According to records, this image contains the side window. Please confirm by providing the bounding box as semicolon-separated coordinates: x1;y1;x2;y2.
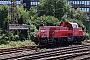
73;24;78;28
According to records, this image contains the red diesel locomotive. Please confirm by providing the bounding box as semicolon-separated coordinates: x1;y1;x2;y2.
34;22;85;46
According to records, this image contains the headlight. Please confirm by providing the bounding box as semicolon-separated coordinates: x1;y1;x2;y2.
40;30;45;32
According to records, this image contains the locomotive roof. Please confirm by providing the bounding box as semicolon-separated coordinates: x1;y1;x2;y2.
69;22;78;25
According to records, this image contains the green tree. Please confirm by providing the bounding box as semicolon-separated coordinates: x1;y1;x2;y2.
62;11;90;38
31;15;60;29
17;5;29;24
37;0;71;20
29;7;37;17
73;8;89;32
0;5;8;30
7;5;30;25
62;17;85;29
62;8;89;32
28;7;38;24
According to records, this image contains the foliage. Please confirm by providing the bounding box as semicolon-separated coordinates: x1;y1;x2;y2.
31;15;60;29
62;8;90;38
28;7;37;18
62;17;85;29
84;32;90;39
62;8;89;31
17;5;30;24
8;5;31;40
8;5;31;24
0;31;19;41
37;0;71;20
9;31;20;41
0;40;36;49
0;39;8;45
30;24;38;40
27;7;38;25
0;5;8;30
65;8;89;22
0;31;8;45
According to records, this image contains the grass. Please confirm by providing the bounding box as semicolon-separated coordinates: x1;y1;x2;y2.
41;48;46;51
0;39;89;49
0;40;36;49
82;40;90;44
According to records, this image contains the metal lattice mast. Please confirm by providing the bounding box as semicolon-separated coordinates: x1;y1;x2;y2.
10;0;18;24
20;0;23;5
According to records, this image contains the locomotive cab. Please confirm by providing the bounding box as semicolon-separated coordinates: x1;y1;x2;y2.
60;22;85;43
61;22;79;29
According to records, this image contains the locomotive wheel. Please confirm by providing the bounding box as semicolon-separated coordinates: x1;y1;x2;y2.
47;38;56;46
74;41;82;45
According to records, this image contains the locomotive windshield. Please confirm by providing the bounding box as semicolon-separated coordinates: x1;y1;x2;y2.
70;23;78;28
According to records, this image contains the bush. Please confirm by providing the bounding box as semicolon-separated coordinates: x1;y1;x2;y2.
85;32;90;40
0;40;36;49
31;15;60;29
29;24;38;40
0;39;8;45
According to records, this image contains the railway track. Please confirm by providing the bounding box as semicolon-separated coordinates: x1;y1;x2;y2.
0;44;90;60
0;45;37;55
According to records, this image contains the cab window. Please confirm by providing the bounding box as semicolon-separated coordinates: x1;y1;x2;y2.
72;24;78;28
